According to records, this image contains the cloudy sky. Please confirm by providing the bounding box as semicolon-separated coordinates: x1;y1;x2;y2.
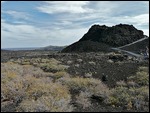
1;1;149;48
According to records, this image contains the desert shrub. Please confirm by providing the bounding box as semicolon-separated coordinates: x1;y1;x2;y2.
41;58;50;63
1;73;26;104
127;67;149;86
138;66;149;72
60;77;110;100
1;62;24;75
54;71;69;77
1;62;73;112
10;58;69;73
40;63;68;72
21;61;31;65
52;71;70;81
1;99;16;112
1;63;45;103
60;77;110;110
17;95;73;112
16;99;47;112
75;64;80;67
106;66;149;110
88;61;96;65
116;80;127;87
32;58;69;72
60;77;94;91
76;91;91;109
127;81;139;87
107;86;149;110
22;65;50;78
107;59;114;63
17;77;73;112
84;72;92;78
77;59;83;62
106;86;131;106
67;60;72;64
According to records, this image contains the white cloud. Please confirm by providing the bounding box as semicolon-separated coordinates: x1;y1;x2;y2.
142;29;149;36
104;13;149;26
52;20;73;26
39;1;149;28
1;18;5;23
142;1;149;5
3;10;30;20
93;14;149;36
1;19;88;48
37;1;93;14
132;14;149;25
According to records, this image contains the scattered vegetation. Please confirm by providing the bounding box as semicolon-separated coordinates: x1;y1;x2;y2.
1;62;73;112
60;77;110;109
17;77;73;112
1;57;149;112
12;58;69;73
127;66;149;86
106;66;149;111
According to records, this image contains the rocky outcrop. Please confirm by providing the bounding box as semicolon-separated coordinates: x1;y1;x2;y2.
62;24;145;52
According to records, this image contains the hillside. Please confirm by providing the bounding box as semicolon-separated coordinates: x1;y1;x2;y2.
62;24;145;53
61;41;111;53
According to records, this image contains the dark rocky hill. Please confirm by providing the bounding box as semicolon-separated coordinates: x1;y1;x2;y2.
62;24;145;52
61;41;111;53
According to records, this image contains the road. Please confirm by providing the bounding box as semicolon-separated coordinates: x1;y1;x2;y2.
111;36;149;58
118;36;148;49
111;47;143;58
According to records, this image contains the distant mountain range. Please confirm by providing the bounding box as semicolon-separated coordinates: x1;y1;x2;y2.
62;24;148;53
2;47;39;51
2;45;66;51
36;45;67;51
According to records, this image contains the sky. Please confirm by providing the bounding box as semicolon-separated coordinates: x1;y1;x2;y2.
1;1;149;48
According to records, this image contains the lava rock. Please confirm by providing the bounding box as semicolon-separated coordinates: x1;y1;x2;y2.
62;24;145;53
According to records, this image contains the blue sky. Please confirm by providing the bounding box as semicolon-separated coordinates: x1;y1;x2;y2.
1;1;149;48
